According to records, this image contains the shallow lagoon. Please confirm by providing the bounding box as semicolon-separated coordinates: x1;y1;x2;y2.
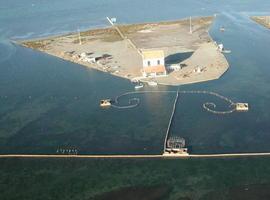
1;3;270;154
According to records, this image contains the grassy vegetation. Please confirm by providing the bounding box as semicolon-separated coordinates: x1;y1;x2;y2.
118;16;213;35
22;40;52;49
20;16;213;49
1;157;270;200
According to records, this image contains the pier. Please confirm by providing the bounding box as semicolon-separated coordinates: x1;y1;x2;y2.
110;89;242;156
2;152;270;159
163;90;182;153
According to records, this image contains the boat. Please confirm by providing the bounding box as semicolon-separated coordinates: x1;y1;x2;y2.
100;99;111;107
222;50;231;54
148;81;158;86
235;103;249;111
220;26;225;32
134;84;144;89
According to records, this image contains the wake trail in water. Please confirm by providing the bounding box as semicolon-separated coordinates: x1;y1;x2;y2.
0;40;17;63
221;11;270;37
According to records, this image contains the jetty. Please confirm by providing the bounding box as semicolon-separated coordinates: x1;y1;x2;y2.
108;89;248;157
0;90;252;160
2;152;270;159
163;90;179;153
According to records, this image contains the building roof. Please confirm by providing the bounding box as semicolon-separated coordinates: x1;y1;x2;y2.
143;65;166;74
141;50;164;60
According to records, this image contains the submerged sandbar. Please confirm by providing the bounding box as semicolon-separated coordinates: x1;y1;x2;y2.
20;16;229;85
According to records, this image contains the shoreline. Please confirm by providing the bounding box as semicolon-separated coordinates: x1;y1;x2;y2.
16;16;213;43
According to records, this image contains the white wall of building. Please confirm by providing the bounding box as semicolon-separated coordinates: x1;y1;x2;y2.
143;57;164;67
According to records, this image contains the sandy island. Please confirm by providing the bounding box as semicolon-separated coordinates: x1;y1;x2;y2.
251;16;270;29
19;16;229;86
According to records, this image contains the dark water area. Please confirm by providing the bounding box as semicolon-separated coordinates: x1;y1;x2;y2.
1;157;270;200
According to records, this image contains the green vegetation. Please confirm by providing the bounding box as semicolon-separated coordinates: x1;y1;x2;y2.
1;157;270;200
23;41;48;49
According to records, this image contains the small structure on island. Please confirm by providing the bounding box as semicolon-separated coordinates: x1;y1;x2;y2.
100;99;111;107
235;103;249;112
167;64;181;71
218;43;224;52
194;66;202;73
141;50;167;77
164;136;188;156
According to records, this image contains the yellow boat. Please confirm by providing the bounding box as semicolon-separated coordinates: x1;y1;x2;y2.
100;99;111;107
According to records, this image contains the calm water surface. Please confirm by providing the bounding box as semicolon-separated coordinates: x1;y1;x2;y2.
1;0;270;154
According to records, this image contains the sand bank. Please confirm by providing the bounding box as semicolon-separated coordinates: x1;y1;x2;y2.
251;16;270;29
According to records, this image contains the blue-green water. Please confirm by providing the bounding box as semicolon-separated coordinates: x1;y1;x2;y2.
1;0;270;155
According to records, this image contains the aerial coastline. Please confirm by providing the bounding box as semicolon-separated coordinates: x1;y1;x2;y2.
19;16;229;86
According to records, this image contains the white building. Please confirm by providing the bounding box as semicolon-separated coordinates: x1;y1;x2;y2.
141;50;167;77
167;64;181;71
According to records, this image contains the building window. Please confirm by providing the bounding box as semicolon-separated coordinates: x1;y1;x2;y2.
157;60;160;65
147;61;151;66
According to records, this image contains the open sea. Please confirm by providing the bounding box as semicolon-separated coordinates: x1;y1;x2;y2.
1;1;270;199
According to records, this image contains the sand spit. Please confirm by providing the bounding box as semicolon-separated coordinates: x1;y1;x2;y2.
251;16;270;29
19;16;229;85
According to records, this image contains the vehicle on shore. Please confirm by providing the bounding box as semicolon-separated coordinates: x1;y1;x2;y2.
148;81;158;86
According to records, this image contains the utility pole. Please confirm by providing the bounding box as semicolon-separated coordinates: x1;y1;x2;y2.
78;29;82;45
189;16;193;34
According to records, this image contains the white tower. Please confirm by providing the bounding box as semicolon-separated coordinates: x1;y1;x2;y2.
189;16;193;34
78;29;82;45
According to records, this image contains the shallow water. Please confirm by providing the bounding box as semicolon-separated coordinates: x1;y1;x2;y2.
1;1;270;154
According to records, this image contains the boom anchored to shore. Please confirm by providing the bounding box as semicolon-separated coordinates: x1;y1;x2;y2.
0;90;250;160
109;89;248;157
110;90;237;114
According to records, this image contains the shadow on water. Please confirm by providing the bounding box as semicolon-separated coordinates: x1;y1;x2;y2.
165;52;193;65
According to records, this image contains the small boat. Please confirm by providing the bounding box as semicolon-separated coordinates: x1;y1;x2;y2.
220;26;225;32
135;84;144;90
148;81;158;86
100;99;111;107
222;50;231;54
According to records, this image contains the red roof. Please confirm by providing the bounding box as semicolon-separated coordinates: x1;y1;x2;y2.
143;65;166;73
